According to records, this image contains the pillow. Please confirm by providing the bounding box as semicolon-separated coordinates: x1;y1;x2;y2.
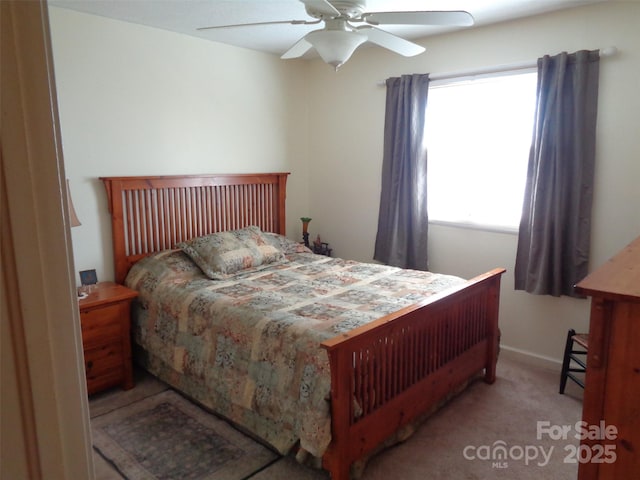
263;232;313;255
177;226;284;280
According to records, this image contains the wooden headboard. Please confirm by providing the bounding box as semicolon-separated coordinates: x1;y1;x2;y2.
101;173;289;284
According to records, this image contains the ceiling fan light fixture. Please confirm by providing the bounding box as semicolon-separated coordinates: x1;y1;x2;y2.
306;29;366;70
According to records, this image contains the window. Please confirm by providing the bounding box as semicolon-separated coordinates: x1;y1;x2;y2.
424;70;537;231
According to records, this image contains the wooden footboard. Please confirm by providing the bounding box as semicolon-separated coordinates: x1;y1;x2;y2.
321;268;505;480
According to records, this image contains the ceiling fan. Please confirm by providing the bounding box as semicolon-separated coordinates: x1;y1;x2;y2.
198;0;474;70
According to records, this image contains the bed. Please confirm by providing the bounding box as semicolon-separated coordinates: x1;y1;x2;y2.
101;172;505;480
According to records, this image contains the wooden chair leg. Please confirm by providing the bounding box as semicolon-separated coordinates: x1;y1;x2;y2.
559;328;576;394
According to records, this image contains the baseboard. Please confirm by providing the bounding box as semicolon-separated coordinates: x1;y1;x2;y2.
499;345;563;373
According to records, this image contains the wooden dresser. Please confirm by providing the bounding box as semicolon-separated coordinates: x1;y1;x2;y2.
78;282;138;395
574;236;640;479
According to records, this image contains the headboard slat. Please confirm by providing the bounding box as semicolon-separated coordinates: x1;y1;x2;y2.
101;173;289;283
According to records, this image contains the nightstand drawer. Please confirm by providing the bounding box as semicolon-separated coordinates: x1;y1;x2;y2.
84;342;124;377
87;369;126;395
80;301;127;326
81;303;127;345
84;342;125;395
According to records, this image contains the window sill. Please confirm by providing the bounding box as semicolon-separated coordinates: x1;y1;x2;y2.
429;219;519;235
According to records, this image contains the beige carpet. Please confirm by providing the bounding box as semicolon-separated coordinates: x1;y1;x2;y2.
91;355;583;479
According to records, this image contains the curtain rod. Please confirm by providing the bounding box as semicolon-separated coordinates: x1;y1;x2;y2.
377;46;618;87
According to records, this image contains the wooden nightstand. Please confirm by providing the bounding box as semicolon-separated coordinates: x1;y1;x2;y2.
78;282;138;395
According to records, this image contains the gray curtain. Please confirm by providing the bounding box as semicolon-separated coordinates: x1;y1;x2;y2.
374;74;430;270
515;50;600;297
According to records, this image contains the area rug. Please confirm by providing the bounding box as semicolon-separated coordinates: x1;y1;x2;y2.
92;389;278;480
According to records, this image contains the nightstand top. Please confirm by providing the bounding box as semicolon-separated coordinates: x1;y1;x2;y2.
78;282;138;309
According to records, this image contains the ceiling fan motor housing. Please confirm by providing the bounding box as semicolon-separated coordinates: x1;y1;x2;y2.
306;0;367;20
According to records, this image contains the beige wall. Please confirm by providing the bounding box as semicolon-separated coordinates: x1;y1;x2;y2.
49;7;310;283
304;1;640;366
50;2;640;368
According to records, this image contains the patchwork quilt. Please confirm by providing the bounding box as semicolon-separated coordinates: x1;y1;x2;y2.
125;247;464;458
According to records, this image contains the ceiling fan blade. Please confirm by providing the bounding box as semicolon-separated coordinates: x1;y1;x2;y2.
363;11;474;27
281;36;314;59
358;27;425;57
197;19;318;31
300;0;340;17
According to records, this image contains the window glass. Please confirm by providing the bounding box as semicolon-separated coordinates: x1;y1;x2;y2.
425;71;537;230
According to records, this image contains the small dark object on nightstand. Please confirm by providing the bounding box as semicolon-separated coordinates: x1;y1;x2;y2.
313;241;332;257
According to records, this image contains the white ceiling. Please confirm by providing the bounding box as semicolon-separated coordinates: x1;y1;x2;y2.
49;0;607;57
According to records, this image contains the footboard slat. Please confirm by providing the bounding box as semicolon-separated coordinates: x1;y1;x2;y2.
321;268;505;480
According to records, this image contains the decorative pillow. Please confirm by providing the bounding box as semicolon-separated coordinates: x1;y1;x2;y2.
177;226;284;280
263;232;313;255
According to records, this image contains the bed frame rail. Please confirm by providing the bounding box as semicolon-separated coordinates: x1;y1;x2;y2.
321;267;505;480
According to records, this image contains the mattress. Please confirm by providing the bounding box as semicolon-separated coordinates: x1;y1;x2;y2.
125;239;465;457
